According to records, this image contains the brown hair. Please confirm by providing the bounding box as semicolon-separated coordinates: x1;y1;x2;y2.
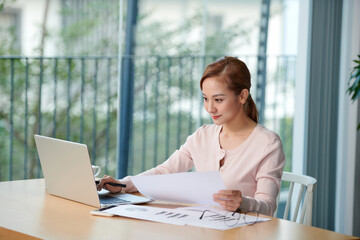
200;56;258;123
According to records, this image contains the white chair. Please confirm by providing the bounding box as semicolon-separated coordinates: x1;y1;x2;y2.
274;171;317;225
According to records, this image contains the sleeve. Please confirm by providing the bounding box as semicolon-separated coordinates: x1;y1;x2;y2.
240;136;285;216
119;133;197;193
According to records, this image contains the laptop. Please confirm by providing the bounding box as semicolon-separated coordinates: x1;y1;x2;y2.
34;134;152;208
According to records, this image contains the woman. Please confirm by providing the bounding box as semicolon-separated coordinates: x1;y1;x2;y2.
98;56;285;216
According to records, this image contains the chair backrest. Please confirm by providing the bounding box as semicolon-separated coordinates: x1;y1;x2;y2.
274;172;317;225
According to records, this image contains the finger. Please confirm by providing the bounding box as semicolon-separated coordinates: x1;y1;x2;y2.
216;200;240;212
213;195;242;211
218;190;240;195
214;193;234;200
105;185;122;193
217;190;241;198
216;200;238;211
214;198;239;207
98;176;123;193
97;176;114;191
224;204;238;212
214;193;241;202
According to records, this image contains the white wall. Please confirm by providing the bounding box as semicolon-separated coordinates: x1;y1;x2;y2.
294;0;360;234
335;0;360;235
292;0;311;176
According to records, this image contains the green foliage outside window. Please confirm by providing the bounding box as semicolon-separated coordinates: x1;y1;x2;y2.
0;1;294;181
348;54;360;131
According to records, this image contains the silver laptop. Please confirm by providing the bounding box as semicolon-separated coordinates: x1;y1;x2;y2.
34;134;152;208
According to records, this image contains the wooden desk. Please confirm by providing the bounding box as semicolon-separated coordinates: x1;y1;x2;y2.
0;179;357;240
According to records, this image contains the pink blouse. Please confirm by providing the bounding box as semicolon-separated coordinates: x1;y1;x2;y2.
121;124;285;216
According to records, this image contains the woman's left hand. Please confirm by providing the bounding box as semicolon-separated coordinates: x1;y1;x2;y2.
213;190;242;212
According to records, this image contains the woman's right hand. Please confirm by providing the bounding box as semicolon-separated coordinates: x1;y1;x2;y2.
96;175;124;193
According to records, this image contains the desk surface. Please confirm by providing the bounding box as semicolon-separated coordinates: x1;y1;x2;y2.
0;179;357;240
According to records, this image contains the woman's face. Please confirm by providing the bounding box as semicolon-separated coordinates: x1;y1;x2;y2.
202;76;244;125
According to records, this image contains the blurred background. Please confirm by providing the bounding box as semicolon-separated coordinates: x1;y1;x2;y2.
0;0;358;236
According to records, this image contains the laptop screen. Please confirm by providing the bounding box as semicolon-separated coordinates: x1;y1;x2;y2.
34;135;101;207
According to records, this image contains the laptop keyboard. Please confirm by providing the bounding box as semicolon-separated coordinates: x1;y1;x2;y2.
99;195;130;204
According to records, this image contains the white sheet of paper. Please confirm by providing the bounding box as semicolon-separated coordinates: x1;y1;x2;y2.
103;205;191;226
131;171;226;206
103;205;271;230
176;205;271;230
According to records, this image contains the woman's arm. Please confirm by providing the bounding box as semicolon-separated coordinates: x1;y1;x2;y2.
241;137;285;216
213;136;285;216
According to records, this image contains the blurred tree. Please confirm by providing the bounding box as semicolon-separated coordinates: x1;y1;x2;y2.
0;0;258;180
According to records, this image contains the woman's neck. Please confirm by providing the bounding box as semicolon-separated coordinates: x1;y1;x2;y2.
221;115;257;137
218;117;257;151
